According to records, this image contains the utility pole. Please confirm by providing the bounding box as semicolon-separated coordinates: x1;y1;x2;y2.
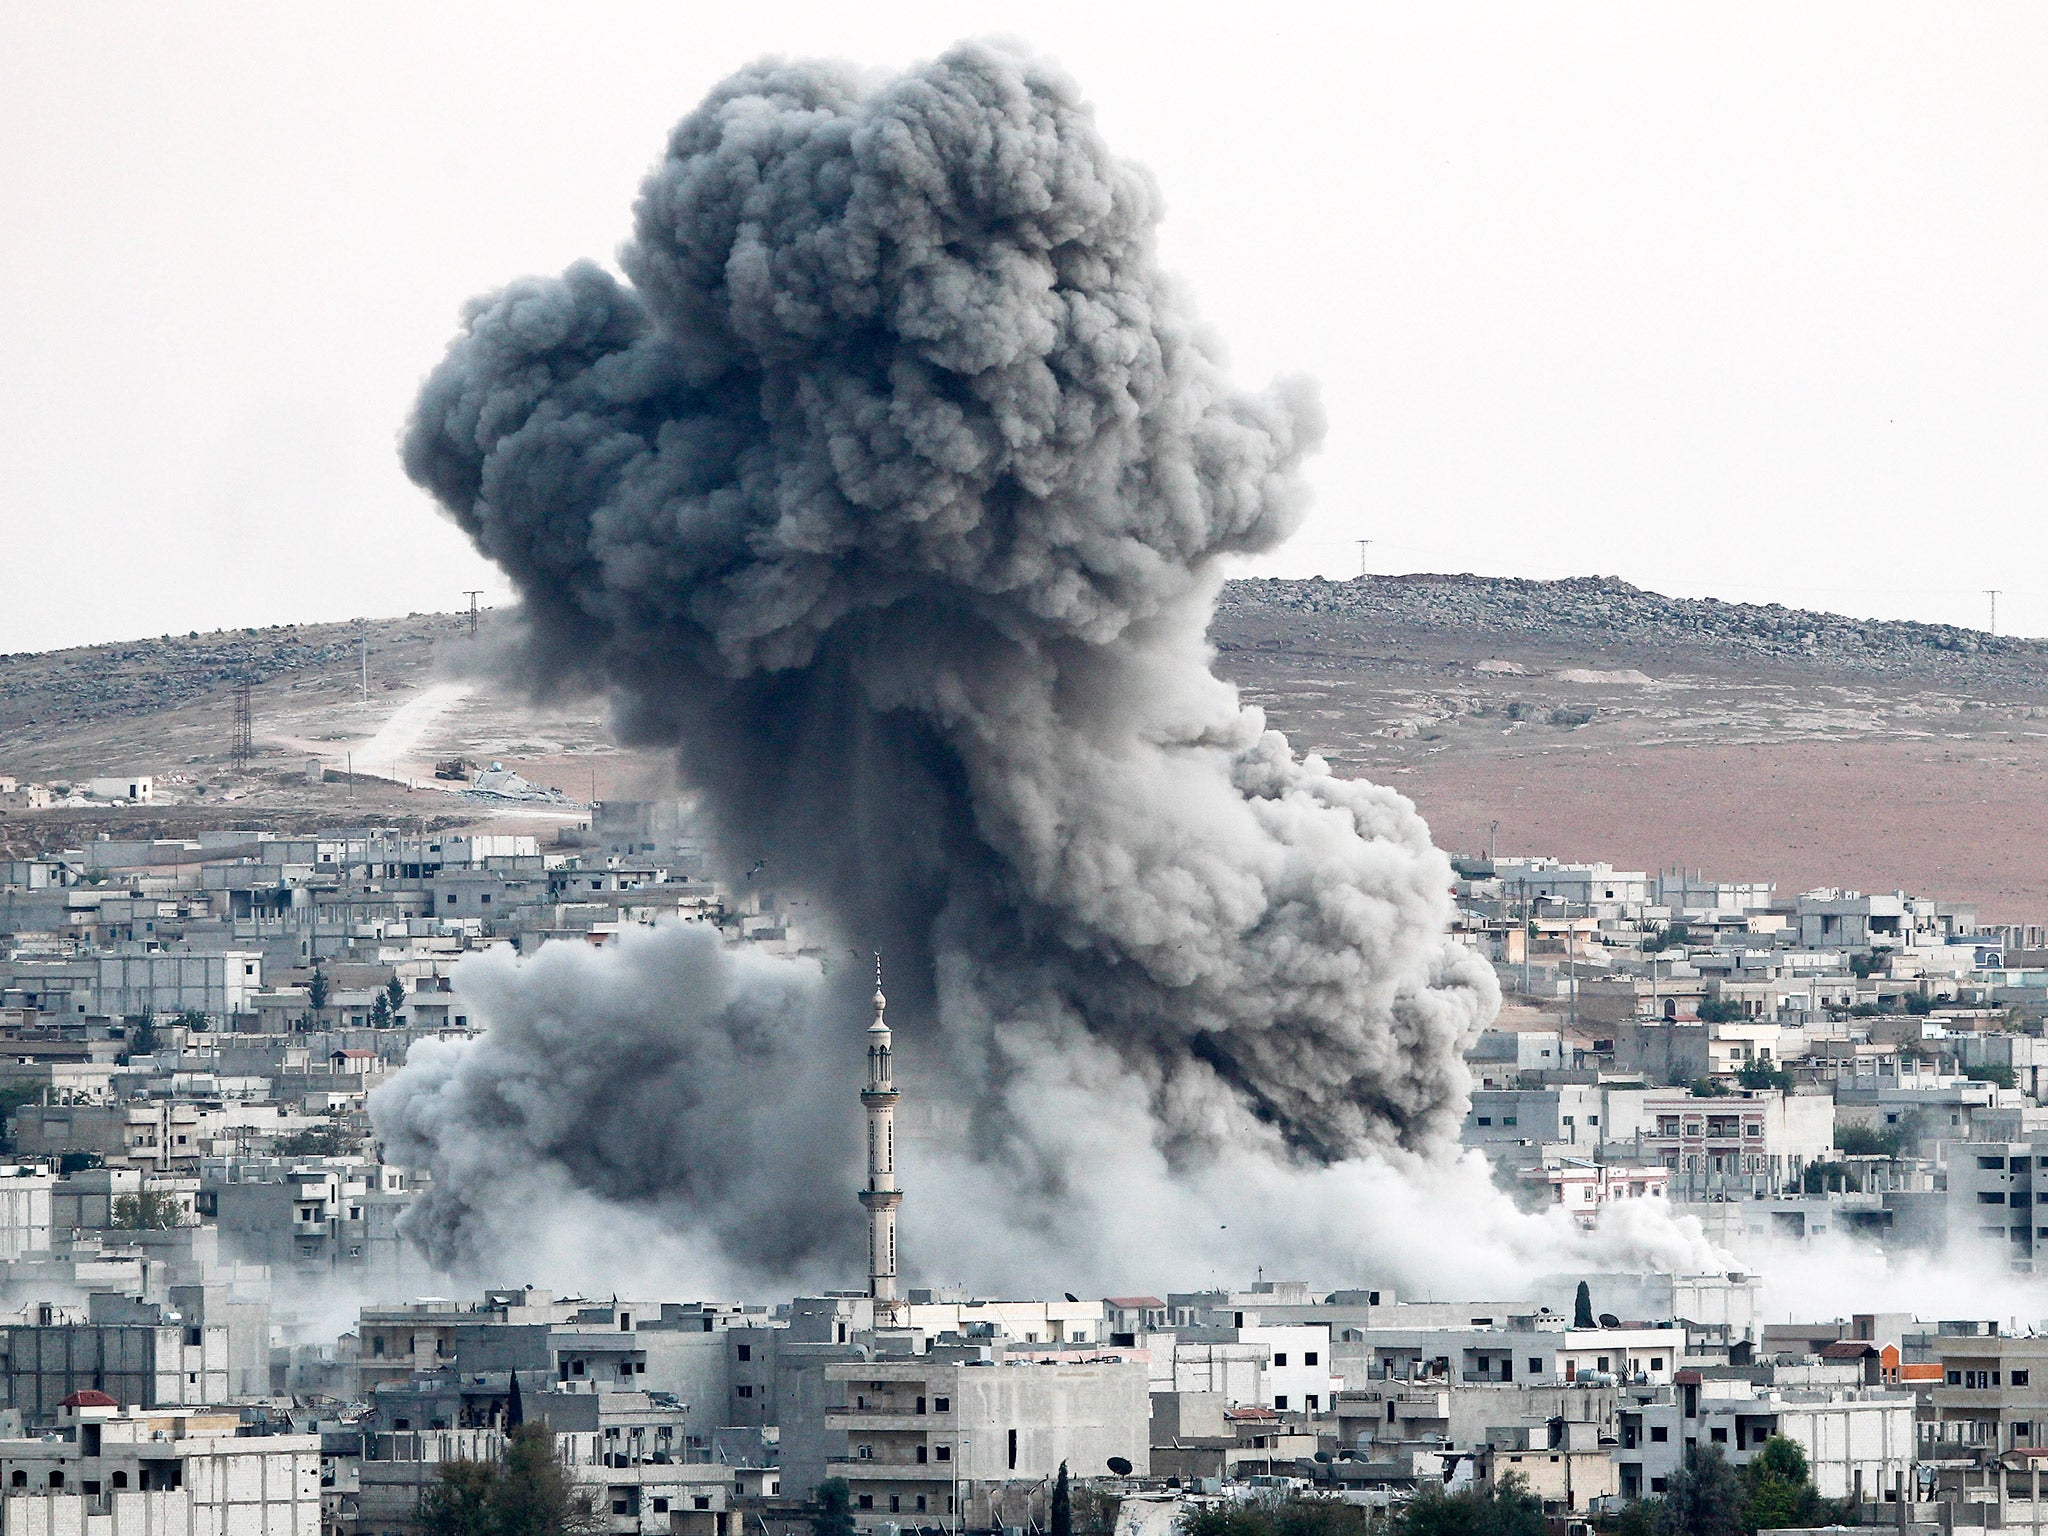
1487;820;1499;865
464;591;484;640
360;637;369;708
230;678;253;774
1986;589;2002;636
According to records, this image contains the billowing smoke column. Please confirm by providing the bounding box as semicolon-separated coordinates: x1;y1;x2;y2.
381;40;1706;1293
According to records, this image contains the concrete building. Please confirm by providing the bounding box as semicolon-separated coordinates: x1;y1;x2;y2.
0;1299;230;1422
819;1355;1148;1528
0;1398;319;1536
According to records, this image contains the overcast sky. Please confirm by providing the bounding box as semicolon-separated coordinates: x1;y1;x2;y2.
4;3;2044;653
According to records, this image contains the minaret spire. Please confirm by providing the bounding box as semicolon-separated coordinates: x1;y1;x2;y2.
859;953;904;1324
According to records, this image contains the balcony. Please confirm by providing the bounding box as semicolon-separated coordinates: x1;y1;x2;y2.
827;1461;954;1484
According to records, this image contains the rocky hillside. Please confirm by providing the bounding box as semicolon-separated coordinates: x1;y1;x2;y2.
1215;574;2046;683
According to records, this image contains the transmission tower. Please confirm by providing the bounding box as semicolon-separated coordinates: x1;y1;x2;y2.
230;678;253;774
464;590;484;640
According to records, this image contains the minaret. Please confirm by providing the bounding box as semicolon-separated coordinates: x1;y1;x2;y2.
858;955;904;1325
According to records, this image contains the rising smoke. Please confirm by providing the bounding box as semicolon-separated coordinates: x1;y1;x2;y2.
378;40;1719;1294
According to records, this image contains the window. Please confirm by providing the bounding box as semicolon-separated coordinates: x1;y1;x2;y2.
1477;1117;1492;1127
1529;1359;1543;1374
1651;1357;1664;1371
111;1474;126;1490
917;1446;928;1464
1650;1427;1668;1443
652;1500;668;1514
936;1446;950;1463
9;1473;22;1489
1710;1428;1727;1443
1503;1116;1518;1126
1275;1396;1289;1410
1008;1429;1018;1470
1650;1480;1667;1494
1981;1193;2008;1205
857;1497;873;1512
736;1344;751;1361
935;1396;949;1412
1274;1353;1288;1367
857;1445;872;1459
1597;1357;1610;1372
2017;1371;2032;1387
1982;1156;2009;1170
736;1386;753;1399
889;1497;901;1514
917;1496;928;1513
1304;1352;1319;1366
1306;1394;1320;1411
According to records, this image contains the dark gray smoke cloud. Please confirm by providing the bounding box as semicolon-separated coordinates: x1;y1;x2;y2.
385;39;1503;1288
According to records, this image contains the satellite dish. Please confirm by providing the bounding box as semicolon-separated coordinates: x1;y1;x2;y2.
1599;1313;1622;1329
1314;1452;1332;1464
1065;1293;1080;1303
1106;1458;1133;1477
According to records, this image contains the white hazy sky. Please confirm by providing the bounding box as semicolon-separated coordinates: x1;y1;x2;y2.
4;3;2045;653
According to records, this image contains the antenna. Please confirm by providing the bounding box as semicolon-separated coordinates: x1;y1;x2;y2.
464;591;484;640
230;678;253;775
1357;539;1372;578
1986;589;2002;636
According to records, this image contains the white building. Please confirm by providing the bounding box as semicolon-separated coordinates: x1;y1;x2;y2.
0;1400;319;1536
85;777;153;805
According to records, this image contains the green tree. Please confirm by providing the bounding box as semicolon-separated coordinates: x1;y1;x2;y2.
370;992;391;1028
1595;1500;1661;1536
0;1083;43;1155
387;976;408;1018
1835;1124;1903;1159
1053;1462;1073;1536
418;1458;502;1536
1656;1446;1744;1536
1739;1436;1828;1532
1574;1281;1595;1329
277;1124;357;1157
59;1151;104;1174
175;1009;210;1034
494;1422;600;1536
1736;1060;1792;1092
1802;1160;1862;1194
111;1190;188;1230
308;969;330;1012
419;1423;601;1536
1187;1499;1386;1536
126;1016;159;1057
811;1478;857;1536
1967;1064;2017;1090
1688;1078;1732;1098
1398;1475;1544;1536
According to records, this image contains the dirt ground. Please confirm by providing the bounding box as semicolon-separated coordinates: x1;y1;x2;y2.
1389;738;2048;922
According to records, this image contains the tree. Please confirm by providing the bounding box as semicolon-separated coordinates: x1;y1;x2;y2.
1968;1064;2017;1090
495;1422;601;1536
1802;1160;1862;1194
1398;1476;1543;1536
1739;1436;1829;1533
1688;1078;1732;1098
111;1190;188;1230
1574;1281;1595;1329
418;1458;502;1536
420;1423;601;1536
1053;1462;1073;1536
1186;1498;1386;1536
308;969;330;1012
126;1015;159;1058
59;1151;104;1174
1656;1446;1744;1536
278;1124;357;1157
1695;1000;1743;1024
1736;1060;1792;1092
0;1083;42;1155
387;976;408;1019
370;992;391;1028
1835;1124;1904;1159
175;1009;209;1034
811;1478;857;1536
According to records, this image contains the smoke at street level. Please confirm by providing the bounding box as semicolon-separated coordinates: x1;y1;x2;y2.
377;39;1720;1292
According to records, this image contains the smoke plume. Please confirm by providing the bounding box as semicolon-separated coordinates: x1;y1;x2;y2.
381;40;1712;1292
